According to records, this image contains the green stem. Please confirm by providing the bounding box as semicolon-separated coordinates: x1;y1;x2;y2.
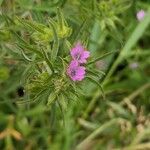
41;49;54;73
76;118;124;149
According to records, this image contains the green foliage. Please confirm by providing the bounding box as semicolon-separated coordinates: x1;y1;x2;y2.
0;67;9;82
0;0;150;149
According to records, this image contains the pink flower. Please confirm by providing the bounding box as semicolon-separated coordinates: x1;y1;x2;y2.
67;60;86;81
129;62;139;69
71;43;90;63
137;10;145;21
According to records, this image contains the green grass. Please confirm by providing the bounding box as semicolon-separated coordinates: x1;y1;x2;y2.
0;0;150;150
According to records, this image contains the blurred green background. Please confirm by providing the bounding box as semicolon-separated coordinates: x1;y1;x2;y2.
0;0;150;150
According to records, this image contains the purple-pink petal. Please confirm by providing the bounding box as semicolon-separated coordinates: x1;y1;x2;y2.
69;60;79;68
67;42;90;81
77;67;85;75
67;60;86;81
83;51;90;58
70;42;90;64
137;10;145;21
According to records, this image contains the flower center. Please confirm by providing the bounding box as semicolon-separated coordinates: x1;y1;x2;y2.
75;53;81;60
71;69;76;77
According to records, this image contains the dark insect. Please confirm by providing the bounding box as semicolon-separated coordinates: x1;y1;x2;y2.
17;86;25;97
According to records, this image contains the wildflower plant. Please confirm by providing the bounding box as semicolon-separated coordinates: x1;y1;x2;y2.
1;8;111;111
1;0;150;149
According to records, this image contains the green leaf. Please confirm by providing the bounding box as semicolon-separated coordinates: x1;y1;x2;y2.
20;49;33;62
2;14;15;25
87;68;106;77
48;19;59;62
23;105;46;117
57;7;65;30
12;31;27;44
0;67;9;82
107;101;130;117
100;20;106;31
105;18;116;29
77;118;126;149
57;99;65;126
41;49;54;73
47;92;57;106
16;17;45;33
59;57;67;76
58;94;67;111
73;19;88;42
18;44;42;58
12;32;43;57
85;76;105;99
87;50;118;65
0;0;3;6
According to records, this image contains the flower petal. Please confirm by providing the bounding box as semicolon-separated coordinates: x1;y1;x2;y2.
83;51;90;59
69;60;79;68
